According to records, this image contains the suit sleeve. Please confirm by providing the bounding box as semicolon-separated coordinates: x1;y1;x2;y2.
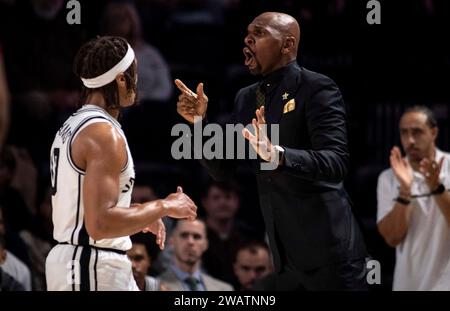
282;76;349;183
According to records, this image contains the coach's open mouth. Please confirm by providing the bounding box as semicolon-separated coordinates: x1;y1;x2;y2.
243;47;256;68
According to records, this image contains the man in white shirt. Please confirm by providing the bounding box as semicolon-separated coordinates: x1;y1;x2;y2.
0;208;31;290
1;249;32;291
377;106;450;290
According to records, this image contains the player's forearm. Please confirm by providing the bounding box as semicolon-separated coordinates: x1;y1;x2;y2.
378;203;413;247
88;200;167;240
433;191;450;226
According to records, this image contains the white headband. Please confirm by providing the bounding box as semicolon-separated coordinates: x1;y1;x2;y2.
81;43;135;88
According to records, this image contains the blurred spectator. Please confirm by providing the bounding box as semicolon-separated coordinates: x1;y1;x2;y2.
19;230;51;291
0;205;31;270
101;1;172;102
2;0;85;164
157;219;233;291
0;208;32;290
162;0;226;30
34;186;54;245
8;146;38;216
201;179;261;283
2;0;83;94
377;106;450;290
128;233;166;291
232;240;273;291
0;146;34;233
0;230;25;291
0;45;9;152
132;183;159;203
0;205;3;235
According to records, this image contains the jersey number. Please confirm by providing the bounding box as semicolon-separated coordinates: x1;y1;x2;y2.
50;148;60;195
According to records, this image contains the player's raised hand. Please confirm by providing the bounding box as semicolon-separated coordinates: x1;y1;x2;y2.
175;79;208;124
162;186;197;221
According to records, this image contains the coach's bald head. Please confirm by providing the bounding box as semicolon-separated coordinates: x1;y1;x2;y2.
243;12;300;75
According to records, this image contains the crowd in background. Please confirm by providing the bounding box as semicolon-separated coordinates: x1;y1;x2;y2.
0;0;449;290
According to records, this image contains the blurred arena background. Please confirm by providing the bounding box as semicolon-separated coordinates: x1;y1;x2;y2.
0;0;449;291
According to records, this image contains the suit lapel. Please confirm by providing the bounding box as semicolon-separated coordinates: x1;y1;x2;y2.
265;65;302;125
164;269;186;291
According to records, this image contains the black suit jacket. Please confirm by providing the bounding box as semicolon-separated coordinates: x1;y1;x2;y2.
198;62;367;290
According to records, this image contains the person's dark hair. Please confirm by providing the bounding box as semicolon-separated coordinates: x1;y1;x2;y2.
73;36;137;110
233;239;270;263
403;106;438;128
130;232;158;261
203;179;241;198
172;218;207;237
0;146;16;172
100;1;143;45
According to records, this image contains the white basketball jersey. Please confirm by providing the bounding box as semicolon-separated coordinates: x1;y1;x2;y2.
50;105;134;251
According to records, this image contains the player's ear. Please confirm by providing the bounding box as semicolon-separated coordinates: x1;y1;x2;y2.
115;73;126;88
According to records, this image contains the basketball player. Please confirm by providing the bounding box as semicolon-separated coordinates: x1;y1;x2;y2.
45;36;197;291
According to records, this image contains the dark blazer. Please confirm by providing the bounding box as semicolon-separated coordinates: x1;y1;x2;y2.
199;62;367;290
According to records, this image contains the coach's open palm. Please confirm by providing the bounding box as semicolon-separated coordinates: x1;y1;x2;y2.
242;106;276;163
163;186;197;221
175;79;208;124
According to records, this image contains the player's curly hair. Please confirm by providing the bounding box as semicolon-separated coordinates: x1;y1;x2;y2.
73;36;137;110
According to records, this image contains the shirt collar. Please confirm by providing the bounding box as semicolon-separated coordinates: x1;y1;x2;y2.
435;148;444;162
259;60;298;94
80;104;122;128
171;264;202;283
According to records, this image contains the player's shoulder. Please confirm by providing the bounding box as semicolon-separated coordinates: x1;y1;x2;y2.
75;121;126;155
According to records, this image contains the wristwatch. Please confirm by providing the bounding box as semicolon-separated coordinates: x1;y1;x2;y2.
431;183;446;195
395;197;411;205
273;145;285;165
